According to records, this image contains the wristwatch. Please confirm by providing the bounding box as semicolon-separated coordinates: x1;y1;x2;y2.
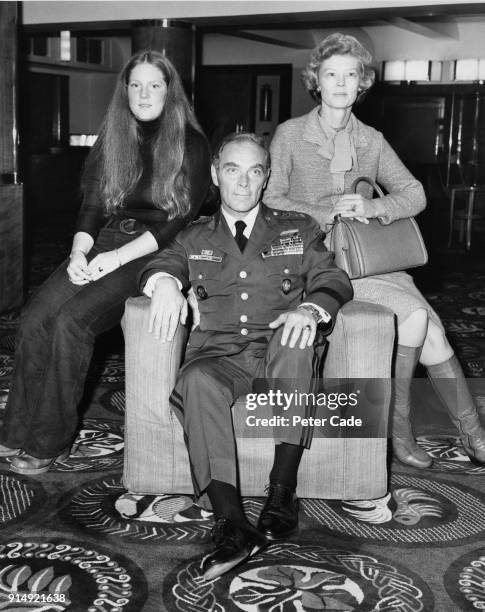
298;304;323;325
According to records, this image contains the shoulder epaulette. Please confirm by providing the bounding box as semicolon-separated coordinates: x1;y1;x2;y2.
280;210;308;219
267;209;310;220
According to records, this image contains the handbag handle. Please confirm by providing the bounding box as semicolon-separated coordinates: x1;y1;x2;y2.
351;176;385;198
332;176;385;225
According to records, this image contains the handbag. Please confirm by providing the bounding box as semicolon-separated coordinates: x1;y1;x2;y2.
329;176;428;279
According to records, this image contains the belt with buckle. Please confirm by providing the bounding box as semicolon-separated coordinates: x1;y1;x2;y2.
105;217;146;235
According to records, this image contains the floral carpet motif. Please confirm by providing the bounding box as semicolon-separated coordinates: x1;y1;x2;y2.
163;543;435;611
0;472;47;529
0;539;147;611
301;472;485;546
444;547;485;611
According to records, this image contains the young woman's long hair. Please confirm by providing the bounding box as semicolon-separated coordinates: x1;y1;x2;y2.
86;50;203;220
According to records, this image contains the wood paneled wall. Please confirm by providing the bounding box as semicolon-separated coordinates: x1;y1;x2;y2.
0;3;16;172
0;2;24;312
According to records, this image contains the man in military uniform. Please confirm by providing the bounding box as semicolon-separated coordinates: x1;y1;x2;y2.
141;132;352;580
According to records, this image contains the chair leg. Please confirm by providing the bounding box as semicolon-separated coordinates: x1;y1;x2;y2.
465;189;475;251
448;188;457;248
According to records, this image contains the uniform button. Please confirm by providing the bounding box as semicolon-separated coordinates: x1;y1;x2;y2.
241;328;248;335
241;292;249;300
283;268;290;274
239;270;247;279
240;314;248;323
197;273;203;279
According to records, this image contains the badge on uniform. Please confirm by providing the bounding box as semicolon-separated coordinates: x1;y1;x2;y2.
189;251;223;262
196;285;208;299
261;230;303;258
281;278;292;294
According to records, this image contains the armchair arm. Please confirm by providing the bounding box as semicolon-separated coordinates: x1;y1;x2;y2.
324;300;395;378
121;296;191;494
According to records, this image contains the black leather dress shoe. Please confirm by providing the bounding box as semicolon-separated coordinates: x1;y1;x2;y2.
257;483;299;540
201;518;267;581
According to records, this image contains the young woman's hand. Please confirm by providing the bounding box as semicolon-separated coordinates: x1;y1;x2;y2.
332;194;377;224
67;251;91;285
87;251;122;281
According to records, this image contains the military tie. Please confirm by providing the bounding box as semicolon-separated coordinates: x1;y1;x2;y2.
234;220;248;252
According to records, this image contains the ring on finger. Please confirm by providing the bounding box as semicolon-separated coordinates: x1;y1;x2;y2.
303;324;311;331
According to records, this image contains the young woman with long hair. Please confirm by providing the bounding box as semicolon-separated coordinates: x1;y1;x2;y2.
0;50;210;474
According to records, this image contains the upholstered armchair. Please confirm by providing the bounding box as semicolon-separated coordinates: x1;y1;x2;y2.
121;297;394;500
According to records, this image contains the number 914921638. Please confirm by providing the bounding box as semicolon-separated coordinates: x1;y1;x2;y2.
9;593;67;603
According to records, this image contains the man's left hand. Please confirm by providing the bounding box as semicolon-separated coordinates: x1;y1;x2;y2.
269;308;316;349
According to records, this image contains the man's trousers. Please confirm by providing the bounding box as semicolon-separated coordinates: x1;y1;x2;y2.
170;327;323;498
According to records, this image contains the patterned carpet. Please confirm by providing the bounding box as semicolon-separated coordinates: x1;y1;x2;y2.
0;212;484;611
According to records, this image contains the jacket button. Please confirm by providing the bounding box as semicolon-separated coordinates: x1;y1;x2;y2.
241;328;248;335
240;314;248;322
239;270;247;279
241;292;248;300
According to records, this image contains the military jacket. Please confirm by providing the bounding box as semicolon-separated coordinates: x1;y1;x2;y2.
141;203;352;354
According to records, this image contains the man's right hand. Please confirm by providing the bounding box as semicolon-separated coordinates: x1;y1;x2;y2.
148;277;187;342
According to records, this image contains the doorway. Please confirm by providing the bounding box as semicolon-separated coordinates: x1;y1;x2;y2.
195;64;292;152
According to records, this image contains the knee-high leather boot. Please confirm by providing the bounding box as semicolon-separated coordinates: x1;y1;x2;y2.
427;354;485;463
392;345;433;468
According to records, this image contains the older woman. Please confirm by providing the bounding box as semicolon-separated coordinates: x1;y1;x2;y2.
0;50;210;474
265;32;485;468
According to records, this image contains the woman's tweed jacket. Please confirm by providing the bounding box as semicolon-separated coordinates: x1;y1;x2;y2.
264;107;443;327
